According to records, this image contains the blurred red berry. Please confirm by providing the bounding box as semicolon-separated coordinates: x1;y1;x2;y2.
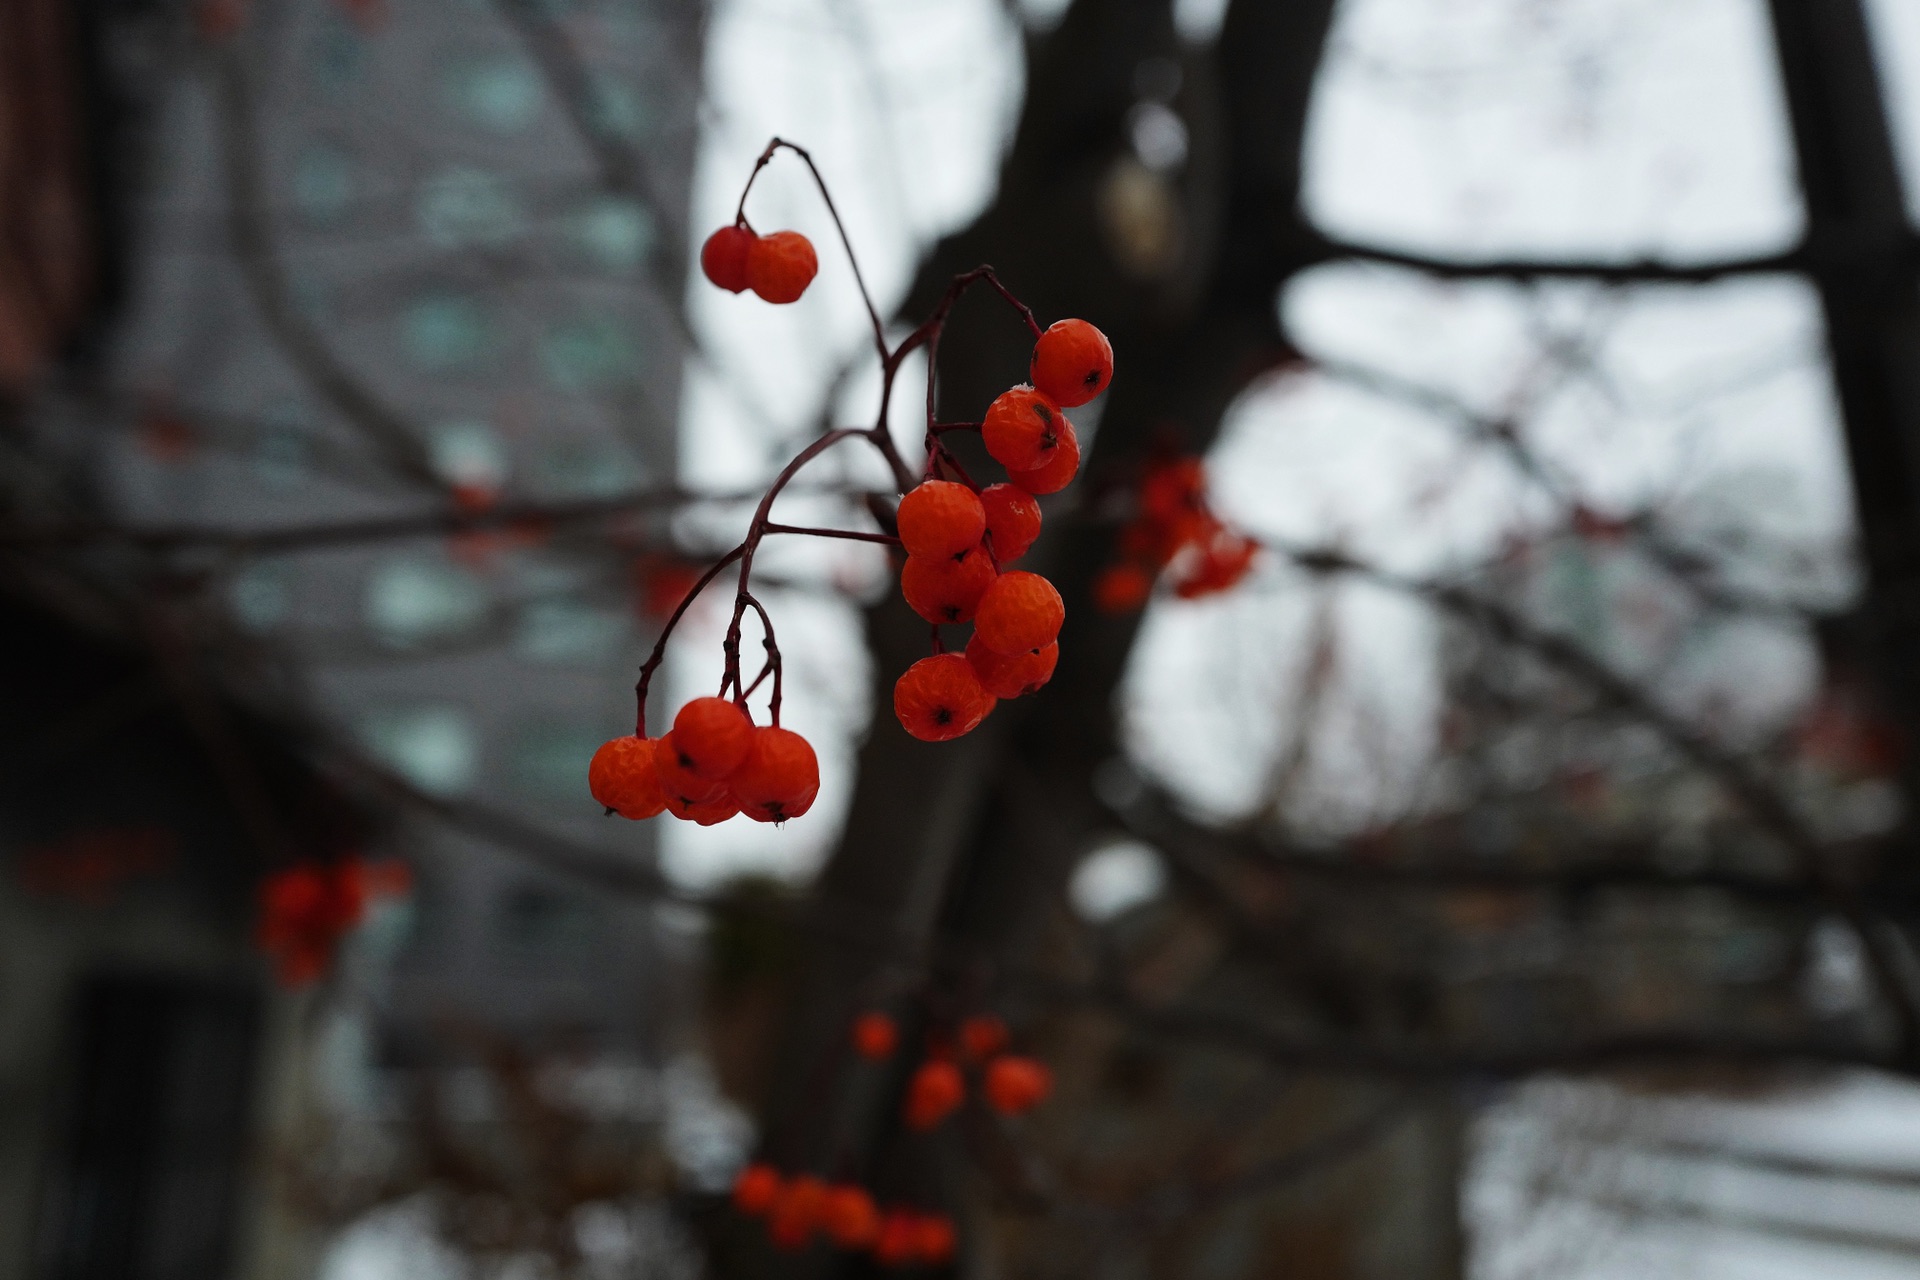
822;1184;881;1249
873;1210;920;1268
747;230;818;303
984;1055;1052;1115
852;1011;899;1060
904;1059;965;1130
914;1213;957;1265
958;1014;1010;1062
768;1174;828;1251
701;225;755;293
733;1163;783;1216
1094;563;1155;614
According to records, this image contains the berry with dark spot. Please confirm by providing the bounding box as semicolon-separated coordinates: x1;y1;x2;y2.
893;654;994;742
983;386;1066;472
1030;318;1112;407
900;545;996;624
897;480;986;559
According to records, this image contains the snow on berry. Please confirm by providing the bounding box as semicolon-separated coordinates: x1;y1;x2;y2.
896;480;986;560
983;386;1066;471
700;225;755;293
900;546;996;625
973;571;1064;655
893;654;995;741
747;230;818;303
980;483;1042;562
1030;318;1113;407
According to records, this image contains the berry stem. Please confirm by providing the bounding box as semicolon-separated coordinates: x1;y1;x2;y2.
735;138;887;360
764;522;901;546
633;543;745;737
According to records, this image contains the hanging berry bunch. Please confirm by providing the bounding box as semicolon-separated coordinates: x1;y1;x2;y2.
589;139;1114;824
255;855;411;986
730;1164;956;1266
852;1008;1054;1128
1093;454;1258;613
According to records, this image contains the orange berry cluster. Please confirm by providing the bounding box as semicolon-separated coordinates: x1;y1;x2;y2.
701;224;819;303
731;1165;956;1265
256;856;411;986
589;696;820;827
851;1012;1053;1127
892;320;1112;742
1094;455;1259;613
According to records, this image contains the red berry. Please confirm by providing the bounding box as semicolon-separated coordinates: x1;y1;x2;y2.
768;1174;828;1250
700;225;754;293
1005;419;1081;494
958;1014;1009;1062
900;546;996;625
728;726;819;823
653;730;729;809
984;1055;1052;1114
1139;457;1206;524
733;1163;783;1216
894;654;995;742
896;480;986;560
1030;318;1113;407
973;571;1064;655
980;483;1042;562
1173;532;1259;598
671;697;755;779
822;1184;880;1249
1094;562;1155;613
913;1214;957;1265
873;1210;919;1267
747;230;818;304
964;634;1057;699
852;1011;898;1059
904;1058;965;1129
588;735;668;819
983;386;1067;472
669;792;740;825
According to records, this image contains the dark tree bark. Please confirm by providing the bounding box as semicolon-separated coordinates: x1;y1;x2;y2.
1764;0;1920;989
747;1;1356;1272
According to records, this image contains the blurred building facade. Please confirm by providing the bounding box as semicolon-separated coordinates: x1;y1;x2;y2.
3;0;707;1274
